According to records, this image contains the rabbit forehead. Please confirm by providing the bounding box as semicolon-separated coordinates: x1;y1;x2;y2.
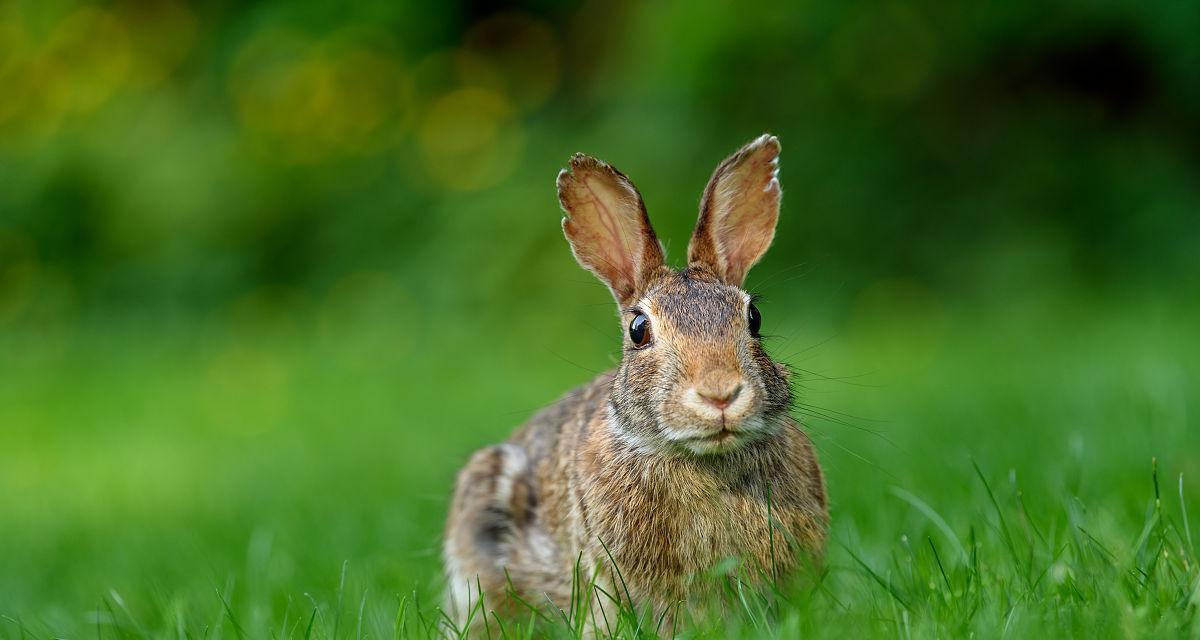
642;270;749;337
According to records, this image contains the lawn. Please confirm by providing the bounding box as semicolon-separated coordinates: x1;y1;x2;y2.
1;0;1198;636
2;283;1197;638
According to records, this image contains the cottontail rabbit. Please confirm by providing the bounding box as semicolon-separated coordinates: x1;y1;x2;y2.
444;135;827;630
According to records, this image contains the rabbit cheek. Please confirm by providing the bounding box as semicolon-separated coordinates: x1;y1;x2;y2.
611;347;672;449
752;345;793;417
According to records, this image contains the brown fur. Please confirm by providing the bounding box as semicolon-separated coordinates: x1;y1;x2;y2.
689;134;782;286
558;153;664;306
444;135;827;631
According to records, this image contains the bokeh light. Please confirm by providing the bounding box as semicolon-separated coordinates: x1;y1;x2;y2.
230;27;413;162
416;86;524;190
0;1;1197;636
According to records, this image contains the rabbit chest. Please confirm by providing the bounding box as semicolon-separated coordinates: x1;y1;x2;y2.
572;440;818;601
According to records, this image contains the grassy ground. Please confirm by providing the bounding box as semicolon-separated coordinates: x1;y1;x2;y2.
1;287;1198;638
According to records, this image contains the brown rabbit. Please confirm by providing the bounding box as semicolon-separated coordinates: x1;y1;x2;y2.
443;135;827;630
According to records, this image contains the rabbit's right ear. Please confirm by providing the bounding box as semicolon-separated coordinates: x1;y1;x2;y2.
558;154;664;305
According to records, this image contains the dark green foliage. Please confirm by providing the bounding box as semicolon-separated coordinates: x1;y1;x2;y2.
1;1;1198;637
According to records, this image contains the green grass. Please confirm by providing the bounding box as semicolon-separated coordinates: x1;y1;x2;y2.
1;290;1198;638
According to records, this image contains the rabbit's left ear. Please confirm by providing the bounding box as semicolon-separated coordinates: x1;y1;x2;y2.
688;134;782;286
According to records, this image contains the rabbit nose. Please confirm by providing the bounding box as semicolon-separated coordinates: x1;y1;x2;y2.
697;382;742;410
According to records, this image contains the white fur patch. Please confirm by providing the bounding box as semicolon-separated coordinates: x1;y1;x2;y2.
491;444;528;507
443;554;477;624
607;401;661;454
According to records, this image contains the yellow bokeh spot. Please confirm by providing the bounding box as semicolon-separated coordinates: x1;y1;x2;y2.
43;7;134;115
229;27;412;163
0;21;35;126
0;6;140;138
417;86;525;191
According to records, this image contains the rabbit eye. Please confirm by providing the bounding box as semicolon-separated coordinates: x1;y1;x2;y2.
747;303;762;336
629;312;651;347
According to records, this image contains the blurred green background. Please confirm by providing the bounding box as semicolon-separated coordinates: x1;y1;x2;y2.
1;0;1198;636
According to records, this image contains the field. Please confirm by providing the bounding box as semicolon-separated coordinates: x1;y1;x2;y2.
3;283;1197;638
2;4;1198;636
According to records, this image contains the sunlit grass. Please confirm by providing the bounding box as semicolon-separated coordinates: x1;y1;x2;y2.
0;295;1197;638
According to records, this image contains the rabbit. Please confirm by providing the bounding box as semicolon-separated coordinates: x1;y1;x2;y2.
443;134;828;631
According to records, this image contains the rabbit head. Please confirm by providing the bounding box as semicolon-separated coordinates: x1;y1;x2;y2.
558;134;791;456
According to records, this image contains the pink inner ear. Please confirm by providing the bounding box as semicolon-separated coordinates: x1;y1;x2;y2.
559;157;660;303
581;174;636;283
716;149;780;283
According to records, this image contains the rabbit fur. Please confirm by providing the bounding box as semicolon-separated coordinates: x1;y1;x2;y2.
443;134;828;630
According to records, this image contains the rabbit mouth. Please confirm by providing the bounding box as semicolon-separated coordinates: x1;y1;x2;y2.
676;429;739;453
673;427;747;454
665;414;770;454
691;428;738;444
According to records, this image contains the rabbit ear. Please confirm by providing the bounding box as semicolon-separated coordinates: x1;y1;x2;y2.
688;134;782;286
559;154;664;305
